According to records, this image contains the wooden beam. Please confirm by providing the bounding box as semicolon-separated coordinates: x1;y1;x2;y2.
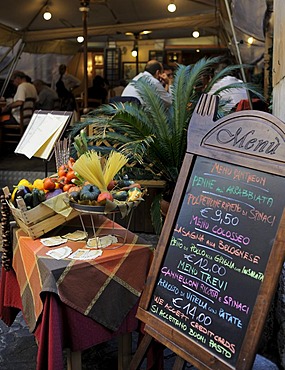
23;14;219;42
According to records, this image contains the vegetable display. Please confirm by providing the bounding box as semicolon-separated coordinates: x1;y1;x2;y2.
69;150;146;207
9;157;79;209
9;153;146;211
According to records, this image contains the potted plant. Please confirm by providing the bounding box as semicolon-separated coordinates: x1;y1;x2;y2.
70;56;263;234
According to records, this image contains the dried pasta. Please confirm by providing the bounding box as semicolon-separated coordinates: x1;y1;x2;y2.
73;150;128;192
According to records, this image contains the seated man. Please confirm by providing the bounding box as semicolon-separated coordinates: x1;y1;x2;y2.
0;71;38;124
33;79;59;110
122;60;172;107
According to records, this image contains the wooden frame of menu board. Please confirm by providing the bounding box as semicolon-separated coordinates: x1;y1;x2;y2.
130;94;285;370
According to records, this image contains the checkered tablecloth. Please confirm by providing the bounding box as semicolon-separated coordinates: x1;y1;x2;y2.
12;215;152;332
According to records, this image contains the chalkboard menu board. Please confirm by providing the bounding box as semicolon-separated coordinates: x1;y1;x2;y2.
132;94;285;370
148;156;285;367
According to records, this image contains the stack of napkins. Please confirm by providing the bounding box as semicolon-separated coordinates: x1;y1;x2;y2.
87;235;118;249
46;246;102;260
41;236;67;247
46;246;72;260
68;249;103;260
62;230;87;241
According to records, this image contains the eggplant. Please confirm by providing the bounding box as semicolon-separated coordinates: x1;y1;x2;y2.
117;179;135;188
13;185;31;206
45;189;63;200
15;185;30;198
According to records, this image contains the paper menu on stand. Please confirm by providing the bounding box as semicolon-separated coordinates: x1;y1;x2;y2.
15;111;72;160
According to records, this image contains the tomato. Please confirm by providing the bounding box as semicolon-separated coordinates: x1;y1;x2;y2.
63;183;75;192
68;157;75;170
97;191;114;204
43;177;56;191
56;176;68;188
66;170;77;182
107;180;117;190
58;164;69;177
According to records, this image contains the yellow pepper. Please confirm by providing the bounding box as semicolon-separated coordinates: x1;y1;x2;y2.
18;178;33;190
32;178;44;191
11;178;33;202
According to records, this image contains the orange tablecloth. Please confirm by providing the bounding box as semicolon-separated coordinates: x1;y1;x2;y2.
0;215;153;370
13;215;152;333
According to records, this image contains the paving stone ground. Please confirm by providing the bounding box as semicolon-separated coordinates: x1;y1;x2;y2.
0;310;281;370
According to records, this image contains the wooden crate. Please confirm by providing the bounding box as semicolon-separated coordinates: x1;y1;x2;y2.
3;187;78;239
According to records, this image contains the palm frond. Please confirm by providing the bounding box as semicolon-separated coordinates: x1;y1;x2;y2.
70;56;264;186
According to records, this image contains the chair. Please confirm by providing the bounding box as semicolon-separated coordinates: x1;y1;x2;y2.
88;98;102;108
52;98;61;110
1;97;36;144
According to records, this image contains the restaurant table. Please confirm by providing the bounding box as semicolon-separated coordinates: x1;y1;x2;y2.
0;214;153;370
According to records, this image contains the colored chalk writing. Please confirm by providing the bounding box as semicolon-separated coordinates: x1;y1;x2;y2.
148;157;285;366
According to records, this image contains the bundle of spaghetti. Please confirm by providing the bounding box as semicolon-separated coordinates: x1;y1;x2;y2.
73;150;128;192
103;151;128;186
73;151;106;191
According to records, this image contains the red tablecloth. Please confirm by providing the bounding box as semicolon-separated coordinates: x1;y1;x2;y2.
0;215;153;370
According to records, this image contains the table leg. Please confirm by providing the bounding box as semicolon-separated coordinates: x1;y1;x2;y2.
66;349;82;370
118;332;132;370
173;355;186;370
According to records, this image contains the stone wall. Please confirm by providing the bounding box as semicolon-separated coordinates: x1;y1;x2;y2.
272;0;285;368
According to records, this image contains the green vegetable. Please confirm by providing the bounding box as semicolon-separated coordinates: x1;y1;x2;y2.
80;184;100;201
69;190;80;202
113;190;128;201
37;190;46;202
23;193;33;207
31;188;46;208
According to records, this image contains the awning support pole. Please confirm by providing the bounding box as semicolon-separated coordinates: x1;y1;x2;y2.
79;2;89;110
0;40;25;97
224;0;253;109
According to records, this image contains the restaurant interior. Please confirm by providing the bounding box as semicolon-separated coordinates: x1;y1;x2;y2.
0;0;268;99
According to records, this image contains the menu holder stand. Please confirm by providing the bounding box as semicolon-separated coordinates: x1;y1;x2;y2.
14;110;73;176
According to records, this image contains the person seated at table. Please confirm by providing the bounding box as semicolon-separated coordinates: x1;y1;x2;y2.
88;75;108;107
110;79;127;98
56;64;81;111
33;79;59;110
0;70;38;124
121;60;173;107
208;60;248;112
161;64;174;90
